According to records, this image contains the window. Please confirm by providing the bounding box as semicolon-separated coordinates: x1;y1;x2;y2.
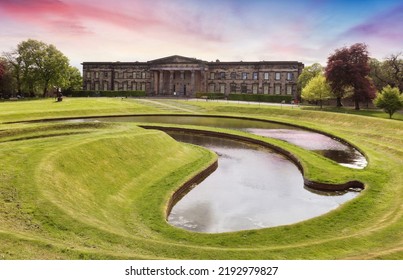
275;72;281;80
263;84;269;94
114;82;119;90
95;72;99;79
141;72;146;79
230;72;237;79
253;72;258;80
252;84;258;94
86;72;91;79
220;83;225;94
220;72;226;79
123;72;127;79
132;82;137;91
103;82;108;91
275;84;281;94
210;72;215;80
287;72;294;81
242;72;248;80
264;72;269;80
230;83;237;93
241;84;247;93
141;83;146;91
94;83;99;91
209;83;215;93
86;82;91;90
123;82;128;91
104;72;108;78
286;85;293;95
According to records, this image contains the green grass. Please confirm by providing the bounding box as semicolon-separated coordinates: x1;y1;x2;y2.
0;98;402;259
301;104;403;121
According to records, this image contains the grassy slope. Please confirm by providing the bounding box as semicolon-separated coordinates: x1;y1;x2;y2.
0;98;402;260
0;98;162;123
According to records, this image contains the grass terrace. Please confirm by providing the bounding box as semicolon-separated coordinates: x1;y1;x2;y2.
0;97;402;259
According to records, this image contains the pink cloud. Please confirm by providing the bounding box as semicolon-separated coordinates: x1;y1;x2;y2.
0;0;161;36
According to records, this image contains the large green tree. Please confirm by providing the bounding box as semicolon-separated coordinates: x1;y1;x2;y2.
325;43;376;109
301;74;332;109
4;39;71;97
297;63;323;90
374;85;403;119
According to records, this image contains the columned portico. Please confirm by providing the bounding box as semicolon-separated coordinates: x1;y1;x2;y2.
151;68;203;96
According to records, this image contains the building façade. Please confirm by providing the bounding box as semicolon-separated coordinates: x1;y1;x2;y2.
82;55;304;99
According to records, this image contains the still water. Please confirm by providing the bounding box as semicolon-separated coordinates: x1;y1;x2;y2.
92;115;367;169
166;132;359;233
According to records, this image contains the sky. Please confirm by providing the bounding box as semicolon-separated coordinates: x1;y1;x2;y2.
0;0;402;70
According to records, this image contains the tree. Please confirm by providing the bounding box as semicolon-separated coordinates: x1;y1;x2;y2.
297;63;323;90
301;74;332;109
374;85;403;119
0;59;5;80
63;66;82;94
325;43;376;110
4;39;70;97
0;57;15;97
370;53;403;92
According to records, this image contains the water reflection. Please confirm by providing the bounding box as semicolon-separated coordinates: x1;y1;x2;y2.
246;128;367;169
167;132;359;233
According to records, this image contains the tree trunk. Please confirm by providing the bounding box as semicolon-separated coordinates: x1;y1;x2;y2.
320;99;323;109
354;99;360;110
336;97;343;107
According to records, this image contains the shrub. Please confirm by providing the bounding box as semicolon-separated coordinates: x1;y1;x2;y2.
374;85;403;119
195;92;226;99
69;90;146;98
196;93;293;103
228;93;293;103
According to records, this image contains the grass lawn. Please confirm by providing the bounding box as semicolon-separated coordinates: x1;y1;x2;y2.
300;105;403;121
0;98;402;259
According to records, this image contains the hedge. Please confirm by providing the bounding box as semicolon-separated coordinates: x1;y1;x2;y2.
196;92;293;103
69;90;146;98
195;92;226;99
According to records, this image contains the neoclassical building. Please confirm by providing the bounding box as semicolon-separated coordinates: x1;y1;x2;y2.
82;55;304;98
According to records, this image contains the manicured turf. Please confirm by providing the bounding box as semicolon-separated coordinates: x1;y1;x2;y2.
0;98;402;259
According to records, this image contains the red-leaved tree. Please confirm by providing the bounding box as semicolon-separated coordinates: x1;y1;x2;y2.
325;43;376;109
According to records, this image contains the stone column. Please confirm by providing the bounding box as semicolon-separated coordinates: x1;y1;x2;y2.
169;70;174;95
159;70;164;95
180;70;185;95
190;70;195;97
153;71;158;95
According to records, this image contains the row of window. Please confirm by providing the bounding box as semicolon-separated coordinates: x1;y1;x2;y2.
209;72;295;81
209;83;294;95
86;71;148;79
86;82;147;91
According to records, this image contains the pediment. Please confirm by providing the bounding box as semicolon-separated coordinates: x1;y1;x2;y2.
148;55;205;64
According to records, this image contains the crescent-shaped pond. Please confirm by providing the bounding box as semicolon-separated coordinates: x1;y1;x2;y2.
63;115;364;233
166;132;359;233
